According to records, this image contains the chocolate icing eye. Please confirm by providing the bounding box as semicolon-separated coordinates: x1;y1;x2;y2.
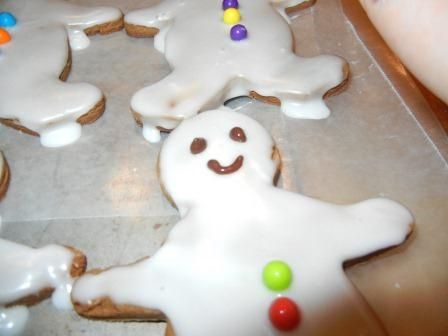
229;127;246;143
190;137;207;154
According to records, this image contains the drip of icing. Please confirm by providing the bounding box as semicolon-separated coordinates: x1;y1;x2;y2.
51;282;73;310
154;27;169;53
67;29;90;50
0;306;29;336
72;109;413;336
125;0;347;141
40;122;82;148
143;123;162;143
281;99;330;119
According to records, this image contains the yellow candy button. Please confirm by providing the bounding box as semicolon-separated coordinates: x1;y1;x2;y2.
223;8;241;25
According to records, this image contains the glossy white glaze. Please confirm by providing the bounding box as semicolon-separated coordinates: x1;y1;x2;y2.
0;239;76;308
0;0;122;147
125;0;347;142
73;109;413;336
0;306;29;336
0;238;81;334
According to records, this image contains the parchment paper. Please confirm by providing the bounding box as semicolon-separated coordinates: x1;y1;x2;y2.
1;0;447;335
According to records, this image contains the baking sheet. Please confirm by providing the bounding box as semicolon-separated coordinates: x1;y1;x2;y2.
1;0;447;335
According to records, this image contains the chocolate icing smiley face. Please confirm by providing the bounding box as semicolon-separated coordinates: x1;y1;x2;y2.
190;126;247;175
159;108;278;208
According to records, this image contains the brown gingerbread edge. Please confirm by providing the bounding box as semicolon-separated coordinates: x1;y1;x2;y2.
0;153;11;201
250;61;349;107
5;246;87;308
0;17;124;137
125;22;159;38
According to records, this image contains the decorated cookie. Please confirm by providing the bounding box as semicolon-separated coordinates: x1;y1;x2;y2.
125;0;349;143
0;0;123;147
0;151;10;200
0;239;86;335
72;109;413;336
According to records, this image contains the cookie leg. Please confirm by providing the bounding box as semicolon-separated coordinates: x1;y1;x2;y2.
252;53;348;119
0;25;104;147
130;70;228;143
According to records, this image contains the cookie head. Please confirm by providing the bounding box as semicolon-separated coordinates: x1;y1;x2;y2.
159;109;278;207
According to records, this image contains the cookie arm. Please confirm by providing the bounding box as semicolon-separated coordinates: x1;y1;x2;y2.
337;198;413;260
72;258;165;320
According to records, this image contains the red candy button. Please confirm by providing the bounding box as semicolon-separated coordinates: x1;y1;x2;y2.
269;297;301;332
0;28;11;44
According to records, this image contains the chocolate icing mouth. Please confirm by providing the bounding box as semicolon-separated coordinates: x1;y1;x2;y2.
207;155;244;175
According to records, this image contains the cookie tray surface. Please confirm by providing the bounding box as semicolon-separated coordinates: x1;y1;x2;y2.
1;0;447;335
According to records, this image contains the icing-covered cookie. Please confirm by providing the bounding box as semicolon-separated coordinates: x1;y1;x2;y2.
0;0;123;147
72;109;413;336
125;0;349;143
0;239;86;335
0;151;10;201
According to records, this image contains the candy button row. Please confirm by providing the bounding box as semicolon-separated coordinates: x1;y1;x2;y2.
221;0;247;41
263;260;302;332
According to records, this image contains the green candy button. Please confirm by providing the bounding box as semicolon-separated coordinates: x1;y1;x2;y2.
263;260;293;292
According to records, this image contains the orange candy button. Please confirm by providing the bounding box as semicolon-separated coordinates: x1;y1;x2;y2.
0;28;11;44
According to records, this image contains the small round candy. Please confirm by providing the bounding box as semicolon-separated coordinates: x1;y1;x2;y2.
0;12;17;28
269;297;301;332
223;8;241;25
0;28;11;45
222;0;239;10
230;24;247;41
262;260;293;291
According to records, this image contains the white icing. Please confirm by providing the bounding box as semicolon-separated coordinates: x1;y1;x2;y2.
73;109;413;336
0;239;76;308
125;0;346;142
0;306;29;336
0;239;79;335
40;122;82;148
0;0;122;145
67;29;90;51
142;123;162;143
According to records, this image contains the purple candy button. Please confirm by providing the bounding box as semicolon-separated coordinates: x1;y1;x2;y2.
230;24;247;41
222;0;239;10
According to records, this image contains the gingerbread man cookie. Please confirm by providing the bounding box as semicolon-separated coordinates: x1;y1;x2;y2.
125;0;349;143
0;239;86;335
72;109;413;336
0;0;123;147
0;151;10;200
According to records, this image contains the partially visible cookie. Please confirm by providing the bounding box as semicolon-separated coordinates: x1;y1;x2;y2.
0;242;86;308
0;0;124;147
0;152;10;201
124;0;349;143
0;240;87;333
